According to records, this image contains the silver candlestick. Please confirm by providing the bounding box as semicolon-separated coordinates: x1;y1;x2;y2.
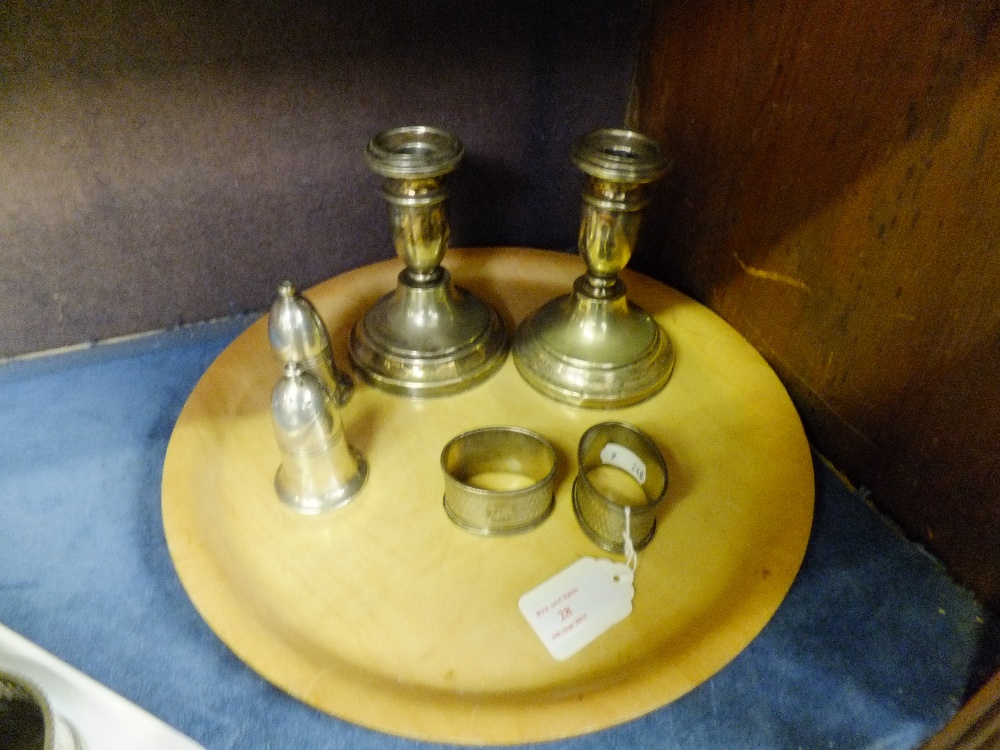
349;125;508;397
513;128;672;408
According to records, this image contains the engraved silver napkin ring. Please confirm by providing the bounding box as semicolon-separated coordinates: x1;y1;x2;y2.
441;426;557;535
572;421;668;553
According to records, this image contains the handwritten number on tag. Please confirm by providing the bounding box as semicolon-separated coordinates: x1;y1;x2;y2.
600;443;647;484
519;557;635;660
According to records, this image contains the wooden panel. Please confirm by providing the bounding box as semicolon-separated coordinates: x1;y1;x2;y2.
920;666;1000;749
629;0;1000;609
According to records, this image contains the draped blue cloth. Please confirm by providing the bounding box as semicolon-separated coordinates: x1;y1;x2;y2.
1;317;995;750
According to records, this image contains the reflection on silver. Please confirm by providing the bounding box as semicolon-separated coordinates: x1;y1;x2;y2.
271;362;367;514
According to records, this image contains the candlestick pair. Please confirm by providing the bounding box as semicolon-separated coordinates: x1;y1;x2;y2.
353;125;673;409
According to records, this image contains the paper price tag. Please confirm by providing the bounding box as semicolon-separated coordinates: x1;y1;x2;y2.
518;557;634;661
599;442;647;484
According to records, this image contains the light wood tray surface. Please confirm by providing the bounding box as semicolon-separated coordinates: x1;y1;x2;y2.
161;247;814;744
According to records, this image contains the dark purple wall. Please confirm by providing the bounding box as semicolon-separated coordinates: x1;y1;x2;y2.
0;1;641;355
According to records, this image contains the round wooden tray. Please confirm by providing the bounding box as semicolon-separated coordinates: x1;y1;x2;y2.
162;247;813;745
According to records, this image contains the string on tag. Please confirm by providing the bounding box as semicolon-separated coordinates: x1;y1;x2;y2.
623;506;638;572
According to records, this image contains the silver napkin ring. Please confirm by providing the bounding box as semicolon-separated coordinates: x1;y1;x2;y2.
441;426;557;535
572;421;668;554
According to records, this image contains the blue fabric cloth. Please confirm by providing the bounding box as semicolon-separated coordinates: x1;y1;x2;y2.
0;317;996;750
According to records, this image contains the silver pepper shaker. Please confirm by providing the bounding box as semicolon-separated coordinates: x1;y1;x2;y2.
271;361;368;514
269;280;354;406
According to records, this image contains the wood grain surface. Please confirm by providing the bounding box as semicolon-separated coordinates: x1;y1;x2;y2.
629;0;1000;610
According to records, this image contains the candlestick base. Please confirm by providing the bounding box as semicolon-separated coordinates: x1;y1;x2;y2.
513;274;673;408
350;267;508;398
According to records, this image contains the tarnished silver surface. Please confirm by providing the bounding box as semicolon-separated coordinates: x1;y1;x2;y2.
268;280;353;406
0;671;84;750
513;128;672;408
271;362;367;514
441;426;557;535
572;422;668;554
350;126;508;398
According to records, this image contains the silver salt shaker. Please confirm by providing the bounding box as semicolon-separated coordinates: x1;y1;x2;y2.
269;280;353;405
271;361;368;514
